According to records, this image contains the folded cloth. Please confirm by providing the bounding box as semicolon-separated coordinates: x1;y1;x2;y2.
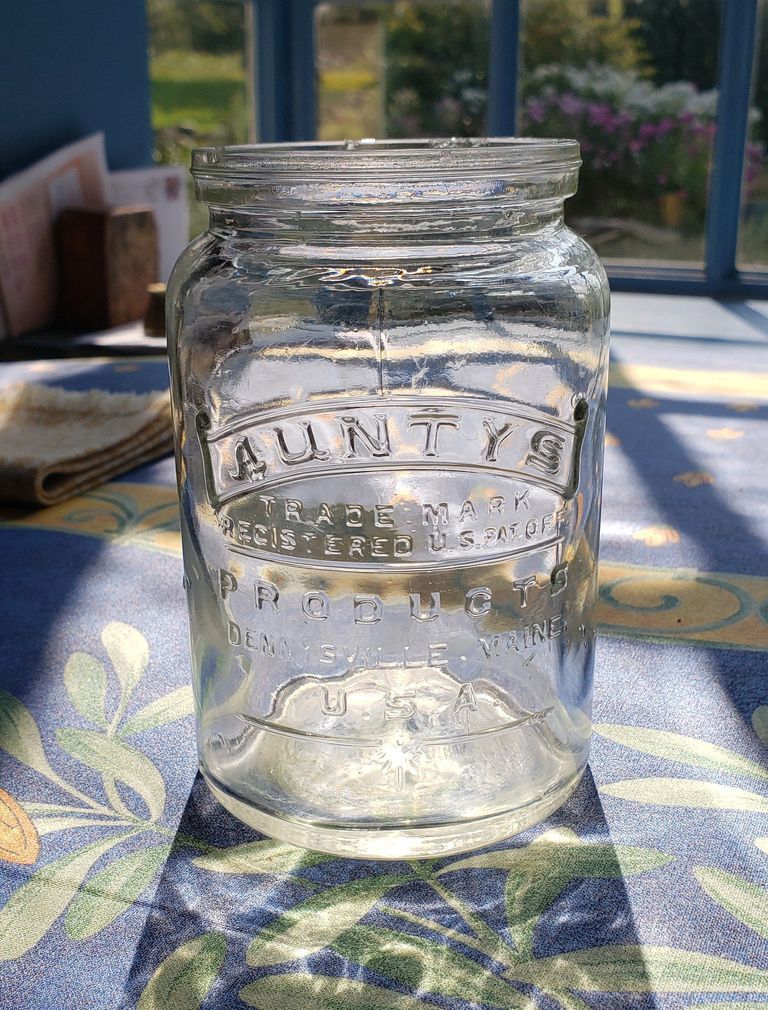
0;383;173;506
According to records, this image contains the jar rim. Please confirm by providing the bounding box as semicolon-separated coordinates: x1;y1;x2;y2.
191;137;580;181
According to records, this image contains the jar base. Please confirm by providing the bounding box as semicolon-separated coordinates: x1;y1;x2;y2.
202;767;585;860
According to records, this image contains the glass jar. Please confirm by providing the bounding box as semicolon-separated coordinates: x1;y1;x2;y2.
168;139;610;859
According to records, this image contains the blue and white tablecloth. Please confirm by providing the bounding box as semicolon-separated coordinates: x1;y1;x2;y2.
1;293;767;1009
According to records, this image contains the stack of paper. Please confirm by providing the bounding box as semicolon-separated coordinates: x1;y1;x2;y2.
0;134;189;339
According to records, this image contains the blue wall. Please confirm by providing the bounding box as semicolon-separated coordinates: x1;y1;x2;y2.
1;0;154;179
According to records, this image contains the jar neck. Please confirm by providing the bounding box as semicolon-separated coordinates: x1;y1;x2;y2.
206;193;567;246
193;139;580;252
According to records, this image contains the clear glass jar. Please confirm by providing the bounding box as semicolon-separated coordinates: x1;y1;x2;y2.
168;139;610;858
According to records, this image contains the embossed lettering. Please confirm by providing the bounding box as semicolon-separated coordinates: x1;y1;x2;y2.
429;531;447;551
244;631;291;657
202;397;580;510
454;683;479;714
422;502;449;527
465;587;492;617
384;692;417;720
371;538;389;558
483;419;518;462
278;529;296;551
353;594;382;624
550;614;566;637
320;687;348;716
302;591;329;620
526;430;566;475
345;504;363;527
339;414;391;458
284;498;303;521
550;563;568;596
254;580;279;613
374;505;394;528
219;569;238;599
458;500;478;522
532;622;548;645
258;495;275;516
429;643;448;666
325;536;343;555
393;536;413;556
408;409;461;457
478;616;566;656
229;437;266;482
409;592;441;622
317;503;334;526
513;576;537;608
273;421;330;465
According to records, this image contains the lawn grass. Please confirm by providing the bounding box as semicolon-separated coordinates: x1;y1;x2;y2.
150;49;249;235
150;49;247;138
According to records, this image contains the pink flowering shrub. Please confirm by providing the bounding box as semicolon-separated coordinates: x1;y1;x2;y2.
521;64;764;227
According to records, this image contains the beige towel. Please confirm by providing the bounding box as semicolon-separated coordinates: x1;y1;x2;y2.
0;383;173;506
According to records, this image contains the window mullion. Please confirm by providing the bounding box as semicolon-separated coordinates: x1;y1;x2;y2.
705;0;760;287
488;0;520;136
252;0;316;142
291;0;317;141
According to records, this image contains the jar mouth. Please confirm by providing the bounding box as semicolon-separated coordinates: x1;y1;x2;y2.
192;137;580;184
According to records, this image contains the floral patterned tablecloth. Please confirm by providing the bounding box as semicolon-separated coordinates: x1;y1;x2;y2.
1;297;767;1009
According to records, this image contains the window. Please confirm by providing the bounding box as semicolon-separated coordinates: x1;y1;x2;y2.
195;0;766;295
519;0;721;266
738;0;768;270
147;0;252;234
315;2;490;141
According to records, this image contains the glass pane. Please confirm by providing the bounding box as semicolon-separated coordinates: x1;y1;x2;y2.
315;1;490;142
738;4;768;270
147;0;251;235
519;0;722;265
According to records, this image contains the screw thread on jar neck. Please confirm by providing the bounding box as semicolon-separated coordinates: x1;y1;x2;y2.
194;138;580;248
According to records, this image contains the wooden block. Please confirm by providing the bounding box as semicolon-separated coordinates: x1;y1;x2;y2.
55;206;159;329
144;282;167;337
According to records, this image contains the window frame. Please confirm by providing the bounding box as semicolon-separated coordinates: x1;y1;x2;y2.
251;0;767;297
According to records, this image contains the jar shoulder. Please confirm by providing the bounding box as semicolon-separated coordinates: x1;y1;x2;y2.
170;225;609;358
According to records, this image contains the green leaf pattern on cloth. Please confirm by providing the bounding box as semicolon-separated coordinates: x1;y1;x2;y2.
102;620;148;717
596;723;768;781
120;686;194;737
0;833;131;960
56;728;167;821
0;623;192;958
2;623;768;1006
137;933;227;1010
0;690;86;803
246;874;410;967
65;843;172;939
239;973;429;1009
63;653;108;728
508;945;768;992
693;866;768;940
334;925;531;1008
753;706;768;748
192;839;334;876
602;777;768;812
441;827;673;956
